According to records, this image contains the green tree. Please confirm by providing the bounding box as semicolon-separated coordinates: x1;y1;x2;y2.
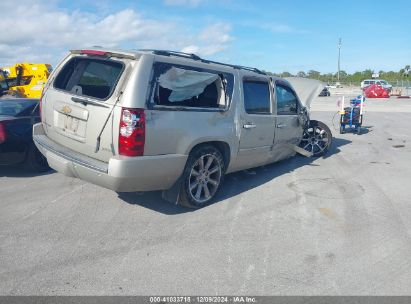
264;66;408;85
362;69;373;79
307;70;320;79
404;65;410;77
281;71;293;77
350;71;363;83
339;70;348;79
297;71;306;78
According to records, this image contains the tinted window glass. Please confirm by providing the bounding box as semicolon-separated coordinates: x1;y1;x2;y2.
0;99;38;116
275;84;298;114
0;71;8;91
54;57;123;100
31;103;40;116
243;81;271;114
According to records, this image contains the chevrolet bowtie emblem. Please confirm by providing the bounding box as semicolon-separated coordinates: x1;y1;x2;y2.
61;105;72;114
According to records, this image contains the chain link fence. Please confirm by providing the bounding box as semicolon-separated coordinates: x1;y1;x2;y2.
392;79;411;88
330;79;410;94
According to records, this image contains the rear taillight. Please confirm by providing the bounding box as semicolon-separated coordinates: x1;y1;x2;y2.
0;122;7;144
119;108;145;156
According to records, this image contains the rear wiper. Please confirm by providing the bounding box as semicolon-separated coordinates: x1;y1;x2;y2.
94;91;123;153
71;96;109;108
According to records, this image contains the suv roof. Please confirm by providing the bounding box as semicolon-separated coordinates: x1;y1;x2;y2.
141;49;266;75
70;48;267;75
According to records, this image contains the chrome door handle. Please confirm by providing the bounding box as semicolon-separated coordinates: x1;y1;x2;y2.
243;123;256;129
276;123;287;128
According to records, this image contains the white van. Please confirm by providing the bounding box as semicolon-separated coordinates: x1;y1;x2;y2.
361;79;392;91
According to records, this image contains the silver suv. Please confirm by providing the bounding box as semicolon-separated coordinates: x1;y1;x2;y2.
33;49;332;208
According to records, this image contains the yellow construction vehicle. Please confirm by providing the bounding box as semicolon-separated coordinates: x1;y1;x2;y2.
0;63;52;98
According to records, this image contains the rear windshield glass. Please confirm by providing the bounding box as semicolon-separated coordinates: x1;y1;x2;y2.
54;57;124;100
0;99;38;116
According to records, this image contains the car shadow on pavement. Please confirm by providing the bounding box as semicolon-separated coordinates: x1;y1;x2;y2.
359;125;373;135
0;164;54;178
118;191;194;214
118;137;351;215
341;125;373;135
214;137;350;203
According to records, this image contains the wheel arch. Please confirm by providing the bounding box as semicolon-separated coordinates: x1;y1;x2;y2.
187;141;231;170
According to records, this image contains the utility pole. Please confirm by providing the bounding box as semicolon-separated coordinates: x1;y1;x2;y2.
337;38;342;82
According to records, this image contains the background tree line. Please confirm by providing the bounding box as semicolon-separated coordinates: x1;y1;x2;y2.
263;65;410;85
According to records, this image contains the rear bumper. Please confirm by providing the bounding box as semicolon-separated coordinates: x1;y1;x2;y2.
33;123;187;192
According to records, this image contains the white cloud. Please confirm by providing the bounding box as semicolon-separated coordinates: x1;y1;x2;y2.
0;0;232;67
181;45;201;54
199;23;232;44
164;0;204;7
181;23;233;56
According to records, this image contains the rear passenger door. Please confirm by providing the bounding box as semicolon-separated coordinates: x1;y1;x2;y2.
144;61;235;156
238;77;275;167
271;80;304;160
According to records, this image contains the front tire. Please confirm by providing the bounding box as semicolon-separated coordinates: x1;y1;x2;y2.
180;146;225;208
300;120;333;157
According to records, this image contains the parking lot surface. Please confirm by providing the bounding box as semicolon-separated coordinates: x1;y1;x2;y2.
1;96;411;295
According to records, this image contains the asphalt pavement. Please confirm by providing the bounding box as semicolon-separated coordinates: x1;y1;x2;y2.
1;96;411;295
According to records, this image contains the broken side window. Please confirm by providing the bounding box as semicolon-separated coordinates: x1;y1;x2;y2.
151;63;233;109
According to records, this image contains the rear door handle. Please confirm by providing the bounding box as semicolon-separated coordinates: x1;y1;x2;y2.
243;123;256;129
276;123;287;128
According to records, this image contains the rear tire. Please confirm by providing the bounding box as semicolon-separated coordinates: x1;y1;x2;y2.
300;120;333;157
180;145;225;209
26;144;50;172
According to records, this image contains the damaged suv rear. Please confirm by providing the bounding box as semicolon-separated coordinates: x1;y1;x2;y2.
33;49;332;208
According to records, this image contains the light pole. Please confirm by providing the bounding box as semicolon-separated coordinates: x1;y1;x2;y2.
337;38;342;82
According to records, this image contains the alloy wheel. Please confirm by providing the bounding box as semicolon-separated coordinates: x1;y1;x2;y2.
300;125;330;155
188;154;222;204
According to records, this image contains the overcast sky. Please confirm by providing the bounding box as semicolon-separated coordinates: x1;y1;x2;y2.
1;0;410;74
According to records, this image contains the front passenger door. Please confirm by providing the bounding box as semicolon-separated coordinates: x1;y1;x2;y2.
272;81;304;161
